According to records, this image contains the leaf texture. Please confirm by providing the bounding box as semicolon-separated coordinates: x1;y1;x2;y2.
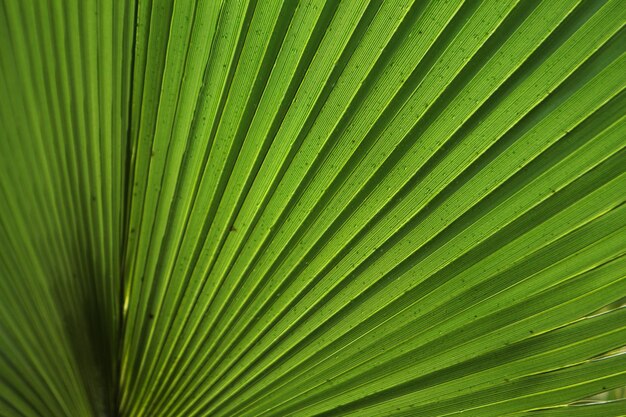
0;0;625;416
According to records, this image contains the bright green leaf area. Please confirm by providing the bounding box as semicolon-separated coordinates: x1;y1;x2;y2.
1;1;625;416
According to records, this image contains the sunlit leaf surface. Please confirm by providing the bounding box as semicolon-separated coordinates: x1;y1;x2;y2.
1;1;625;416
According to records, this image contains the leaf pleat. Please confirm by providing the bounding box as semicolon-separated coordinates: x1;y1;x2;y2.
1;0;624;416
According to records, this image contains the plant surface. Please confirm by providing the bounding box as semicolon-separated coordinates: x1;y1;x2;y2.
1;1;625;416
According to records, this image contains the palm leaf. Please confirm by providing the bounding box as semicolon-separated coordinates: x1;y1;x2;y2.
1;0;625;416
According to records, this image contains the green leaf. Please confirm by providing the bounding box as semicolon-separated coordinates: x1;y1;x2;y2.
1;0;625;416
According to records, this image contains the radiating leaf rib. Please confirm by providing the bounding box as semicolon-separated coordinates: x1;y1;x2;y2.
200;31;624;416
134;1;344;410
125;1;225;411
1;1;625;416
230;201;626;416
214;0;616;384
139;1;401;412
510;399;626;417
210;98;626;415
311;308;626;416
